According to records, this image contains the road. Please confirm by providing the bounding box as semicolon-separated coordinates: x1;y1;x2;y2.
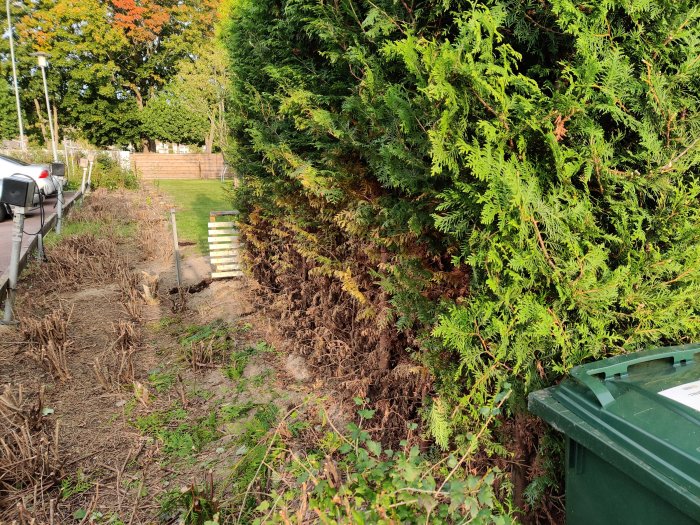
0;192;77;274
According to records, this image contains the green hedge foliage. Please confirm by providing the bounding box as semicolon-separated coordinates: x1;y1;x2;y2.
223;0;700;491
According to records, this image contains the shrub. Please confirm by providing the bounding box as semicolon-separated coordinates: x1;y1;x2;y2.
223;0;700;515
89;153;138;190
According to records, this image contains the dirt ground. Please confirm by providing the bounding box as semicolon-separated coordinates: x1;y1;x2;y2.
0;188;327;524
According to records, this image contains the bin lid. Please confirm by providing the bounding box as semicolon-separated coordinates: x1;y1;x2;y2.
529;344;700;520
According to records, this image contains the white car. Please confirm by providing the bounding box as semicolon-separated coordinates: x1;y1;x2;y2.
0;154;58;198
0;155;59;222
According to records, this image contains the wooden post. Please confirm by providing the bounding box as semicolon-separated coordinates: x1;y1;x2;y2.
170;209;182;288
79;157;89;196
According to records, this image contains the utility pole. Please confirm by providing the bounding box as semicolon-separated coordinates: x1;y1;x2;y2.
6;0;25;150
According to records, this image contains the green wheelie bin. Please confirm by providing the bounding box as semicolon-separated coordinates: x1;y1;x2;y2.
529;344;700;525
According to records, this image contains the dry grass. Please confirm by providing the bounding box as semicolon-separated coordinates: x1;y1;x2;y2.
135;204;173;262
93;320;141;392
0;187;195;522
188;337;221;371
0;385;62;520
68;189;132;223
140;272;160;305
118;269;143;321
20;307;74;382
32;234;126;291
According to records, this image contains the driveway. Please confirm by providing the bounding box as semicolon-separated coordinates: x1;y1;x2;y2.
0;192;77;274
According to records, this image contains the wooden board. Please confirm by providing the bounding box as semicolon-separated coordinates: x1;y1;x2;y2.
210;256;239;263
212;271;244;279
215;264;242;272
210;249;241;257
208;236;240;243
208;211;243;280
209;243;240;251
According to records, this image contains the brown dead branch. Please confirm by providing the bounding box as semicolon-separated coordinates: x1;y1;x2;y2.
20;308;74;381
0;385;62;520
93;321;140;392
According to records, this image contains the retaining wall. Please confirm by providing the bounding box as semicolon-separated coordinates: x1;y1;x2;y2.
131;153;225;180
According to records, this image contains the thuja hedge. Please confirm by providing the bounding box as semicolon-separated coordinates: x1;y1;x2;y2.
224;0;700;507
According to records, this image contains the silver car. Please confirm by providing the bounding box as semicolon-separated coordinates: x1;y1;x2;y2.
0;154;58;197
0;155;58;222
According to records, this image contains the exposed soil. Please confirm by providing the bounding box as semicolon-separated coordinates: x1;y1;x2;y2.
0;188;329;523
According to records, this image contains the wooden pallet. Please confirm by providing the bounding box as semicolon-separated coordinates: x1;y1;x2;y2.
208;211;243;279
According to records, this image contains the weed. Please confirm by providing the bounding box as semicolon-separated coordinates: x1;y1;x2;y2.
191;388;215;401
122;398;137;418
134;406;220;459
60;470;92;500
250;341;275;354
149;369;177;392
91;153;139;190
72;509;122;522
225;342;273;381
251;369;274;387
158;316;178;329
158;472;221;524
160;413;220;458
224;403;282;517
220;401;256;423
236;407;514;524
180;321;234;371
133;406;187;434
180;322;228;346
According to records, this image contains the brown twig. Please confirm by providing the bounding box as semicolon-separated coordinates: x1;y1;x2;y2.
530;217;557;270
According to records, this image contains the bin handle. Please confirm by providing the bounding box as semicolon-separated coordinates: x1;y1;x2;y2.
570;344;700;408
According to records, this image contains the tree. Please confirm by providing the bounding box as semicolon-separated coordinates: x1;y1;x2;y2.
4;0;222;149
0;77;19;141
107;0;221;149
141;44;229;151
140;87;209;146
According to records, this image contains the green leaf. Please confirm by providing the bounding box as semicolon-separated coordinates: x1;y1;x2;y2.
357;409;376;420
366;440;382;456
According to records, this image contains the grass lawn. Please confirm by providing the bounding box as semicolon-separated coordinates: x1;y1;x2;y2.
154;180;234;253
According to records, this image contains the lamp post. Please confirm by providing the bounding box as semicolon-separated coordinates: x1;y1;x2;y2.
6;0;25;150
32;52;63;234
32;52;58;161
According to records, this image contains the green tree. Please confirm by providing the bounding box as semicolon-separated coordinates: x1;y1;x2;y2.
140;88;209;146
6;0;222;149
141;44;229;151
0;77;20;141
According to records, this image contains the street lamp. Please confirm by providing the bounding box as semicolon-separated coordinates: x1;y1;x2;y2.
31;52;63;234
6;0;25;150
31;52;58;161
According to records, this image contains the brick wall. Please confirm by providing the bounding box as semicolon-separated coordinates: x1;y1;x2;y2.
131;153;226;180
